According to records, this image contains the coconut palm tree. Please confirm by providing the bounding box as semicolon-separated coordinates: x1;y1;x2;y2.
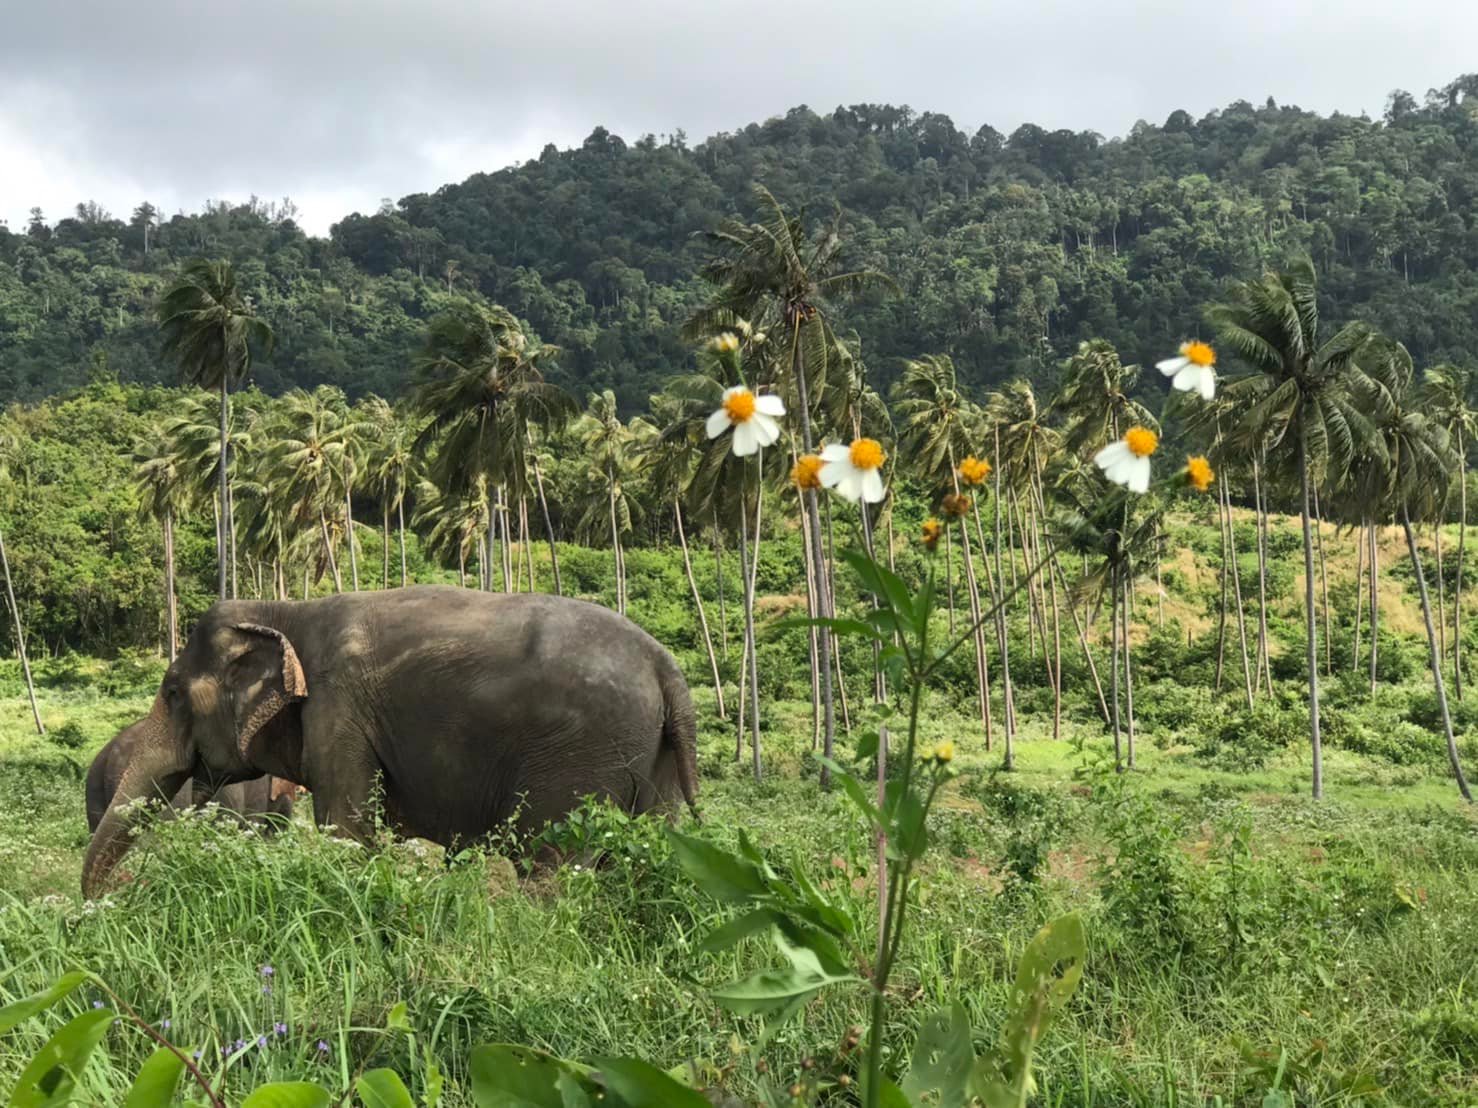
1210;257;1373;800
1360;336;1472;801
269;387;351;592
1053;339;1157;456
132;428;189;659
413;478;488;587
368;400;418;588
159;390;252;578
576;390;651;614
157;258;274;598
1422;364;1477;698
691;185;895;772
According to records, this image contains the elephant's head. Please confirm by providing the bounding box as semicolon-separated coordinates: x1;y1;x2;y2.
83;611;308;898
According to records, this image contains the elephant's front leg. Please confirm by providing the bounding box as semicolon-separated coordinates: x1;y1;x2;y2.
302;714;384;846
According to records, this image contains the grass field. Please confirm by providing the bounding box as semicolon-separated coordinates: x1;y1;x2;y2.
4;646;1478;1106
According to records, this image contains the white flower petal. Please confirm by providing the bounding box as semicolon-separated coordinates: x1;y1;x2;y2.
1198;369;1217;401
731;422;759;456
820;443;851;462
1156;356;1189;376
861;468;886;503
705;408;732;439
1093;441;1131;470
752;412;782;448
837;470;865;502
1126;457;1151;494
818;458;850;488
721;385;745;401
754;394;786;417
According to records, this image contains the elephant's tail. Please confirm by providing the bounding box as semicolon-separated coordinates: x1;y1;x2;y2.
658;657;701;823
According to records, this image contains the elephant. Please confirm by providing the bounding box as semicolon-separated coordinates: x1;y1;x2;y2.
83;586;699;897
85;727;294;835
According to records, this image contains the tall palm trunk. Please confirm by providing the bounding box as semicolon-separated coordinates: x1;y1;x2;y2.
1402;503;1473;802
216;378;230;598
397;496;408;587
163;506;178;661
1222;479;1254;708
318;507;343;592
712;516;728;660
676;498;726;720
1298;429;1324;800
0;525;43;735
1313;485;1332;676
1032;471;1062;740
1435;523;1446;672
1110;565;1122;773
530;453;562;597
738;483;762;781
991;425;1017;743
942;521;957;633
1215;488;1230;690
501;492;514;594
1369;521;1381;693
606;474;623;614
1352;517;1366;671
344;484;359;591
382;502;391;590
799;494;822;749
228;481;238;600
789;328;836;777
949;452;991;748
1252;460;1273;695
521;497;534;593
824;496;853;734
1123;569;1136;768
1455;428;1467;699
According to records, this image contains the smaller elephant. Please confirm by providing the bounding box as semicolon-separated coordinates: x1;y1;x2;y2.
86;728;294;835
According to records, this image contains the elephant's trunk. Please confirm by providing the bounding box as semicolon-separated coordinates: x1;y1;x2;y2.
81;701;191;899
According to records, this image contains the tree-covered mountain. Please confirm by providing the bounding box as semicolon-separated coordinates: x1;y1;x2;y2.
5;75;1478;409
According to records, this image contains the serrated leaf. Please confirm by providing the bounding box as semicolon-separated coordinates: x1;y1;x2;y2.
356;1069;416;1108
591;1057;711;1108
902;1003;975;1107
0;973;90;1035
122;1046;187;1108
666;830;767;903
240;1083;332;1108
9;1007;115;1108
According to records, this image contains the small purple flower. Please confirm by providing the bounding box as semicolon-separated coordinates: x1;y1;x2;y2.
316;1040;330;1055
220;1046;231;1059
92;1000;105;1009
274;1022;288;1036
192;1050;202;1061
259;965;274;978
234;1039;246;1052
160;1019;171;1031
261;984;272;996
257;1035;267;1048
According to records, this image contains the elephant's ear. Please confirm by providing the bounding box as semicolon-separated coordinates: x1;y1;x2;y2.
229;623;308;761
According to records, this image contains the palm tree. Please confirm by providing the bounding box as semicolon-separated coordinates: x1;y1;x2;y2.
691;185;895;776
413;478;488;587
645;391;728;719
368;400;418;588
893;354;993;747
1360;336;1472;801
157;258;274;598
1210;258;1373;800
575;391;651;614
270;387;351;592
412;302;572;594
132;428;189;659
0;428;42;735
1054;339;1157;456
1422;365;1477;698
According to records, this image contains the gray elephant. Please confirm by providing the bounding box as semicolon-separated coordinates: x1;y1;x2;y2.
83;587;699;897
85;727;295;834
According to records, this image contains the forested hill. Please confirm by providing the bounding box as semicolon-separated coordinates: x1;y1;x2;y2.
5;76;1478;409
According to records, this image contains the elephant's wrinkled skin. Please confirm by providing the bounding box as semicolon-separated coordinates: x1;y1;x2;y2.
83;587;699;897
85;727;293;834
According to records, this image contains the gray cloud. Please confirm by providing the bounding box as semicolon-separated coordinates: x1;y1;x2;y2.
3;0;1474;234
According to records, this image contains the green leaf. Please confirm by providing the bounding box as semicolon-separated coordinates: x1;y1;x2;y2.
357;1069;416;1108
698;909;782;954
840;550;917;632
710;932;859;1015
776;616;882;641
884;777;928;861
971;913;1086;1108
553;1071;594;1108
422;1046;445;1108
385;1002;413;1033
0;973;90;1035
240;1083;333;1108
590;1057;711;1108
902;1003;975;1108
9;1007;115;1108
122;1047;186;1108
666;830;767;903
816;756;880;826
470;1044;594;1108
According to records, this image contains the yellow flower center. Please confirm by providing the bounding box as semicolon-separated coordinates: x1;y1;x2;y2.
1124;426;1158;458
1182;340;1215;368
849;438;885;471
712;332;740;353
958;456;991;486
791;454;823;490
723;389;756;423
934;740;955;764
1187;455;1215;492
921;518;943;549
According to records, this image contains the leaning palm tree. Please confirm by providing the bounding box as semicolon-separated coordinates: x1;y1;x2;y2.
1359;337;1472;801
157;258;274;598
1422;364;1477;698
1053;339;1157;456
0;427;42;734
158;390;252;580
1209;257;1373;800
132;428;189;659
690;185;895;771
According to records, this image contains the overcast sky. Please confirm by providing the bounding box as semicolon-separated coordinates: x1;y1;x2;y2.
3;0;1473;237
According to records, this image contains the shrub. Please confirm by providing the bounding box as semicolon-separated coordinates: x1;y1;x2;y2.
1197;700;1306;771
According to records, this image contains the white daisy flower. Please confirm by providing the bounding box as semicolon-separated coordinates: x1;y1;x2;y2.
1093;426;1158;494
1156;340;1217;401
705;386;784;456
819;438;887;503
